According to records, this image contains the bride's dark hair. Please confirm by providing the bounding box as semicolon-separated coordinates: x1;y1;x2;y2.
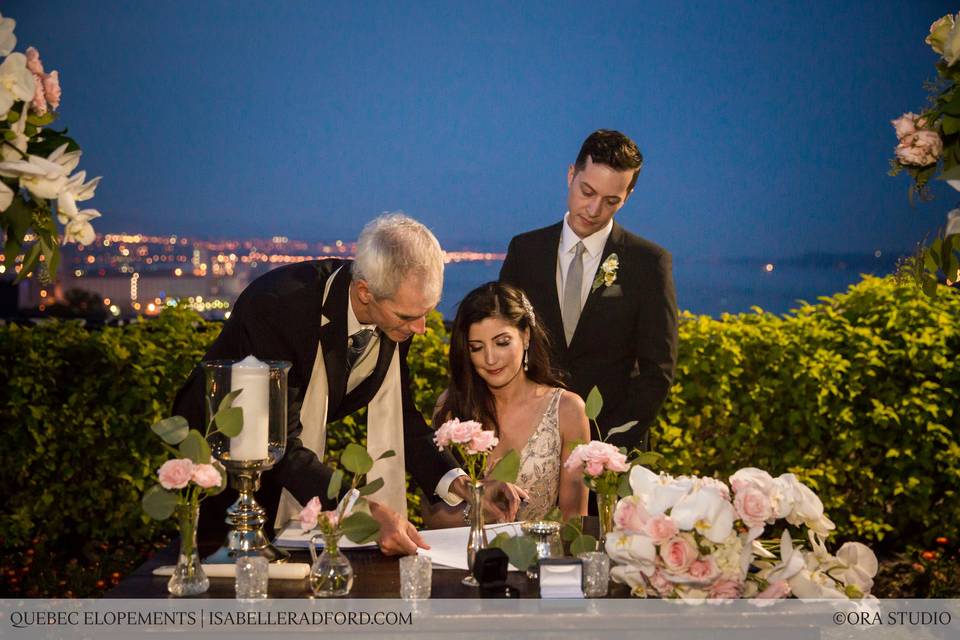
436;282;564;436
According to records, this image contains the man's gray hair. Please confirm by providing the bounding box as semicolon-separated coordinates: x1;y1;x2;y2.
352;212;444;302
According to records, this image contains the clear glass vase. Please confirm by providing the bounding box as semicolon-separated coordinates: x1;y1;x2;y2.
309;532;354;597
168;502;209;597
596;492;616;552
463;481;488;587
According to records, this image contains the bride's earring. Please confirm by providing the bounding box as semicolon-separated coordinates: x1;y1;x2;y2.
523;345;529;371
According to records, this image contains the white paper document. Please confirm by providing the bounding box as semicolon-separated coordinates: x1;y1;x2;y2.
417;522;524;571
274;521;378;550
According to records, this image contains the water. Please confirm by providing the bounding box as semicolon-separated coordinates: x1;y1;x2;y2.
438;258;896;320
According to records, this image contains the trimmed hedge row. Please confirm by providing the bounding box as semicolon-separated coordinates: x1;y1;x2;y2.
1;276;956;567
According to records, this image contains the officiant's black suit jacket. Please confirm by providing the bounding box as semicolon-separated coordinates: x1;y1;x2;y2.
173;259;458;536
499;221;678;449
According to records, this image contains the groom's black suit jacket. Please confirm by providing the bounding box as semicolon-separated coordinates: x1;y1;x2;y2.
173;259;458;536
499;221;678;449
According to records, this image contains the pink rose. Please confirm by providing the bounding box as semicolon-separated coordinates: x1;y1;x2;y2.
434;418;484;450
708;578;743;600
191;463;222;489
757;580;791;599
645;514;679;544
733;487;773;528
466;428;498;454
660;534;697;573
647;569;675;597
25;47;44;75
895;130;943;166
686;557;720;583
157;459;194;490
614;496;650;532
43;71;60;110
299;496;322;531
563;441;629;477
891;112;918;140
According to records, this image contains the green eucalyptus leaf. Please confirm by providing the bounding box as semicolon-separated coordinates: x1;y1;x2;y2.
617;471;633;498
327;469;344;501
488;449;520;483
150;416;189;445
376;449;396;461
341;511;380;544
26;111;57;127
570;533;598;555
631;451;663;468
584;386;603;421
605;420;638;440
357;477;384;497
496;534;538;571
179;430;211;463
561;517;583;542
214;406;243;437
141;485;177;520
341;443;373;475
218;389;243;412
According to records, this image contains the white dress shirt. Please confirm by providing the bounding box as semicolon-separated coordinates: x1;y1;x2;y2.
556;212;615;309
346;287;466;505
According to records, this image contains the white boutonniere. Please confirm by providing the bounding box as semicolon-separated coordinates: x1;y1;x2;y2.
592;253;619;292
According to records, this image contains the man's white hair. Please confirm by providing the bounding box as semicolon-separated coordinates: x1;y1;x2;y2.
352;212;444;302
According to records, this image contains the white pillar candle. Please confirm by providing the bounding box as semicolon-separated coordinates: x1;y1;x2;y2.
229;355;270;461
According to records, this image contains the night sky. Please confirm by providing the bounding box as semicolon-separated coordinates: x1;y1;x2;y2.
6;1;957;258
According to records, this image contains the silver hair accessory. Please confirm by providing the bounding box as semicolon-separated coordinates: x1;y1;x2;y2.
520;293;536;327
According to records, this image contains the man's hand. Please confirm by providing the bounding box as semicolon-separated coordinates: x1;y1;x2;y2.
368;499;429;556
450;476;530;523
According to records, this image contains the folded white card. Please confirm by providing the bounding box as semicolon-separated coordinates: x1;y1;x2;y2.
152;563;310;580
417;522;523;571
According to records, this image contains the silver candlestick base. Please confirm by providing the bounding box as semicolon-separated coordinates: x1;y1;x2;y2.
206;458;289;564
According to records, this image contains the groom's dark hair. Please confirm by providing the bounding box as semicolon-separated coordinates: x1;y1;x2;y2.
575;129;643;193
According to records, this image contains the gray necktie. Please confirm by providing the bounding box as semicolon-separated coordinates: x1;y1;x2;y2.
346;328;375;371
561;241;586;345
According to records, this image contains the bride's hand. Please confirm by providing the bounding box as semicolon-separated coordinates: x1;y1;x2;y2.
479;479;530;522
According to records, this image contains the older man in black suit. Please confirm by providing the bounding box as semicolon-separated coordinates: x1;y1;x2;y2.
500;130;678;451
175;214;521;555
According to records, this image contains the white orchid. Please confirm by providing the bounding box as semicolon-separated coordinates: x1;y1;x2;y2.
0;143;80;199
62;209;100;245
629;466;693;515
57;170;101;222
766;530;807;584
776;473;835;536
0;52;36;116
606;530;658;574
669;487;736;544
609;565;650;597
0;13;16;57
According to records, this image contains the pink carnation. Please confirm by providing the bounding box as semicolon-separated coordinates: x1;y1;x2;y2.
157;459;194;490
30;73;47;116
563;440;629;477
191;463;222;489
43;71;60;110
645;513;679;544
299;496;322;531
895;130;943;166
708;578;743;600
466;428;498;454
757;580;791;599
434;418;484;450
25;47;44;75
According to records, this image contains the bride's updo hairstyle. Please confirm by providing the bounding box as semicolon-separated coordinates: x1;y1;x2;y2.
437;282;564;435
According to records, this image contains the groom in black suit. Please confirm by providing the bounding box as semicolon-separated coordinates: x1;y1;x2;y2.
500;130;678;450
174;214;520;555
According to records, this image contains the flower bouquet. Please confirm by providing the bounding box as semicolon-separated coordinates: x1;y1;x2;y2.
0;13;104;283
607;466;878;600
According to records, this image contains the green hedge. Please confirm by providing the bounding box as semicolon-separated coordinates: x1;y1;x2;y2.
653;276;960;552
1;276;957;573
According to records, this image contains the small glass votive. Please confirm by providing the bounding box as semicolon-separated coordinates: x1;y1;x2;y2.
399;554;432;600
236;555;269;600
578;551;610;598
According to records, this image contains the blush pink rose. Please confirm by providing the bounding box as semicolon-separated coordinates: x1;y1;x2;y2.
660;534;698;573
645;514;679;544
708;578;743;599
434;418;484;449
614;496;650;532
466;428;498;454
157;459;194;490
896;130;943;166
757;580;791;599
299;496;322;531
191;463;222;489
564;441;629;477
647;569;675;597
43;71;60;110
686;557;720;583
734;487;773;528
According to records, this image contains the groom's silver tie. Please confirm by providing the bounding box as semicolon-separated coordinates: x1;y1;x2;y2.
562;241;586;346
